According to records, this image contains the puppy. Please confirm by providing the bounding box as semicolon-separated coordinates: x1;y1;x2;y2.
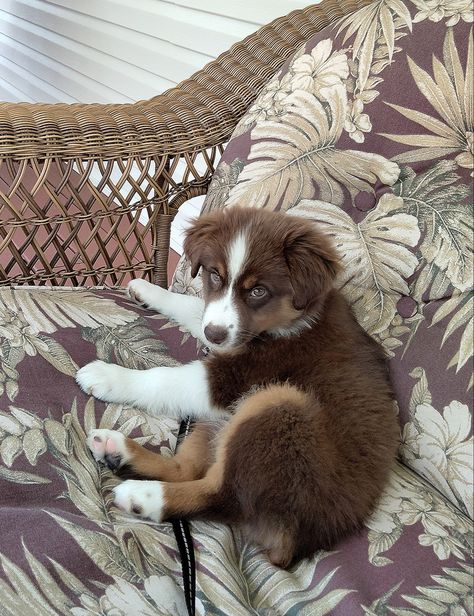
76;206;398;568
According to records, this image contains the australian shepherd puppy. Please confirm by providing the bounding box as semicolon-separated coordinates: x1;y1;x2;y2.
76;207;398;568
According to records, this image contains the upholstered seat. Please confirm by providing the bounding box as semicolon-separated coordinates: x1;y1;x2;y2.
0;0;472;613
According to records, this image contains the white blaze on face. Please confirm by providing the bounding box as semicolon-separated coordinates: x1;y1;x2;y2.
202;231;247;348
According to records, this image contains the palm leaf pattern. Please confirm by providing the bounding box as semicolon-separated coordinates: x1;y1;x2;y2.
388;563;474;615
431;291;474;382
0;288;139;400
291;196;420;336
381;28;474;173
390;162;473;377
226;89;400;208
0;287;138;335
366;462;472;567
394;161;473;297
336;0;412;90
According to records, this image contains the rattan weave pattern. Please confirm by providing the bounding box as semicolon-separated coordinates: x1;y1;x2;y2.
0;0;371;287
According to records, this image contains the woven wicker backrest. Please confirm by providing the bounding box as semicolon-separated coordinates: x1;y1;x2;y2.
0;0;372;287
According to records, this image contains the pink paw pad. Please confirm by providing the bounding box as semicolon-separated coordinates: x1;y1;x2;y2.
91;435;117;453
105;438;117;454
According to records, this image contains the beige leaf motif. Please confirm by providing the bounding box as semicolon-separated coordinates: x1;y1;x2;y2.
226;89;399;209
0;435;22;467
231;38;349;141
203;159;245;214
381;28;474;174
21;542;73;615
0;411;24;436
394;161;473;297
336;0;412;90
44;419;70;456
22;428;47;466
291;195;420;335
49;512;136;581
431;291;473;377
0;552;58;616
0;288;138;336
9;406;43;430
390;563;474;615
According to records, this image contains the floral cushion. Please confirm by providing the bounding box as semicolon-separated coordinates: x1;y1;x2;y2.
1;1;473;614
172;0;473;523
0;287;473;615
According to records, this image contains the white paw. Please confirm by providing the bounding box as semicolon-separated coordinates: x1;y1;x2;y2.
76;360;128;402
113;480;165;522
86;428;131;470
127;279;157;308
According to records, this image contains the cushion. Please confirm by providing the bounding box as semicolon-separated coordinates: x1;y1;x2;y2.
0;288;472;615
172;1;473;521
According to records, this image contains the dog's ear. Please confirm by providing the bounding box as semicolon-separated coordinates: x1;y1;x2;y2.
284;220;340;311
183;217;204;278
183;215;217;278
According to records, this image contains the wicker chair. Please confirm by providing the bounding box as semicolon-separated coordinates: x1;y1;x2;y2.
0;0;371;289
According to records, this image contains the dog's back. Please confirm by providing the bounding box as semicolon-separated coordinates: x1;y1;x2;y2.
204;288;398;566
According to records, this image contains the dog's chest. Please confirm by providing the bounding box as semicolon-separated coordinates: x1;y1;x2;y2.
206;336;313;409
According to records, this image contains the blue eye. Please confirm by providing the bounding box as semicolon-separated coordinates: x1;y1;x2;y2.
249;286;267;298
210;271;222;285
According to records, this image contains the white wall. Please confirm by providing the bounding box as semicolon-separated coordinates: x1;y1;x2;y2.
0;0;311;104
0;0;313;254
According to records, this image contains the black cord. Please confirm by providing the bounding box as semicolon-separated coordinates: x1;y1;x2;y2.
171;417;196;616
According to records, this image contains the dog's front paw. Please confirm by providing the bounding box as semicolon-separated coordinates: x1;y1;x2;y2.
86;428;131;471
127;279;156;308
113;480;165;522
76;360;128;402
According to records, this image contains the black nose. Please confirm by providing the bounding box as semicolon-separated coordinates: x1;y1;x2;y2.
204;324;228;345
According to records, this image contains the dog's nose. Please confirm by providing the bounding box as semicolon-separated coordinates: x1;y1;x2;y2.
204;324;228;345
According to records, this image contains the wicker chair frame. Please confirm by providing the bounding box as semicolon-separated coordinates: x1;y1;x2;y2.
0;0;371;287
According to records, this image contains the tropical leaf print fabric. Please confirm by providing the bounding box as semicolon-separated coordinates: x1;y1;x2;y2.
172;0;473;490
1;0;473;614
0;288;472;615
169;0;473;610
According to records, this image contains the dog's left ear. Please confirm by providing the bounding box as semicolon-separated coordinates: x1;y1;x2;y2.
284;221;341;312
183;215;217;278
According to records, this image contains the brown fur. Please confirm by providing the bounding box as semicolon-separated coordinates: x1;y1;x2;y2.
118;207;399;568
117;423;216;482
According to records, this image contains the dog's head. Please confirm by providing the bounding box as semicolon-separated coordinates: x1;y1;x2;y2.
184;207;340;351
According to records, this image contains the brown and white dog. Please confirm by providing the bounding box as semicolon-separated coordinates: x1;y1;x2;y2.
76;207;398;568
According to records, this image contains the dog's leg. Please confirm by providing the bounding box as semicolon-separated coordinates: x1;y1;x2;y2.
113;472;229;526
127;279;204;341
111;406;246;525
86;423;217;481
111;385;306;567
76;360;224;421
114;472;295;564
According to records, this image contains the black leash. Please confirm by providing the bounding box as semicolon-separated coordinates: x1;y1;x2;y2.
171;417;196;616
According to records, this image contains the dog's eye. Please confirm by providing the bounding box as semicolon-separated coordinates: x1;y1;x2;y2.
249;286;267;298
210;271;222;286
